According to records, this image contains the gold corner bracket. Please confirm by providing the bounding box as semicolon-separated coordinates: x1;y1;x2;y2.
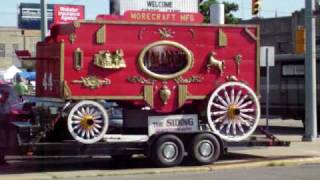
74;48;84;71
96;25;106;44
218;28;228;47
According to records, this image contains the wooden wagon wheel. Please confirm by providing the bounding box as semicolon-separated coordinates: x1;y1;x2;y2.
206;82;260;142
67;100;109;144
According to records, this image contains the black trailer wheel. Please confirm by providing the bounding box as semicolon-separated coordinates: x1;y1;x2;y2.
189;133;221;165
151;134;185;167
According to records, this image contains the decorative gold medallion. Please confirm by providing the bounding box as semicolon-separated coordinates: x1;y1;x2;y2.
73;21;81;28
174;76;203;84
127;76;156;85
207;52;225;76
234;54;242;75
157;28;175;39
159;85;171;105
94;49;126;69
72;76;111;89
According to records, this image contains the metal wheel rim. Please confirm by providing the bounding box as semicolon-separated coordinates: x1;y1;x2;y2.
207;82;260;142
198;140;214;157
161;142;178;162
67;100;109;144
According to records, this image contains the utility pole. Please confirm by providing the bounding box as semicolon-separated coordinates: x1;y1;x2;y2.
304;0;318;141
40;0;47;41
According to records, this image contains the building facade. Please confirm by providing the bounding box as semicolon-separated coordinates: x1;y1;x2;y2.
0;27;40;70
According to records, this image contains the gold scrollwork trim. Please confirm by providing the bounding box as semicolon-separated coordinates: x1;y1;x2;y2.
207;52;225;76
234;54;242;75
74;48;84;71
157;28;175;39
174;76;203;84
138;40;194;80
72;76;111;89
128;76;156;85
94;49;126;69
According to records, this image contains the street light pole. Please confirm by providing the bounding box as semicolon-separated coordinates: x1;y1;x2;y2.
304;0;318;141
40;0;47;41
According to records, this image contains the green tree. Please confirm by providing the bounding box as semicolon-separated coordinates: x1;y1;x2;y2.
200;0;240;24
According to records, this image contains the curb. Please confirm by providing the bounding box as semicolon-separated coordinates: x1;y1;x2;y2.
1;157;320;180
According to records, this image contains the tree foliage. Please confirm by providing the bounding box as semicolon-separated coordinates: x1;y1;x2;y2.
200;0;240;24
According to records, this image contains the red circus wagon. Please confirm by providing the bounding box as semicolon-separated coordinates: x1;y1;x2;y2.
0;12;261;167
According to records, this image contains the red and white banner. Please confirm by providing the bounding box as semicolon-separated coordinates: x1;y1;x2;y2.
54;5;84;24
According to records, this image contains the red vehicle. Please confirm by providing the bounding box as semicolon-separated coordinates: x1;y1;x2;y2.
2;14;260;167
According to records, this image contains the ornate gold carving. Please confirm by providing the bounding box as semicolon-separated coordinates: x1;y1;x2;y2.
144;85;154;107
69;33;76;44
74;48;83;71
218;29;228;47
63;81;72;98
72;76;111;89
127;76;156;85
138;40;194;80
96;25;106;44
94;49;126;69
175;76;203;84
178;85;188;107
159;85;171;105
73;21;81;28
226;75;238;82
157;28;175;39
234;54;242;75
244;27;258;41
207;52;225;76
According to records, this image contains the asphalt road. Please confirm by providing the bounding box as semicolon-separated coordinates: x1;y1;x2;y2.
66;164;320;180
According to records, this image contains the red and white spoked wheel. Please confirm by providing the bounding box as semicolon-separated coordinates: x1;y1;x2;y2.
67;100;109;144
207;82;260;142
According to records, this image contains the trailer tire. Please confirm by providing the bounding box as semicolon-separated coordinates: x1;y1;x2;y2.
151;134;185;167
189;133;221;165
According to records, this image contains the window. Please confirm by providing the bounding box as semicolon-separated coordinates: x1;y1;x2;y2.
282;64;304;76
0;44;5;57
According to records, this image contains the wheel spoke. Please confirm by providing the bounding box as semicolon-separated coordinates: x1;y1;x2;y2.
237;94;248;106
226;121;232;134
81;107;86;115
234;90;242;104
239;117;251;127
93;127;100;134
94;123;102;129
81;130;86;137
86;130;90;139
224;89;231;104
90;129;95;137
214;115;226;123
240;113;255;121
231;87;235;103
239;101;253;109
232;121;237;135
72;115;82;120
211;102;227;110
72;121;81;125
217;95;228;107
219;120;228;130
240;108;255;113
212;110;227;116
236;121;245;133
76;110;83;117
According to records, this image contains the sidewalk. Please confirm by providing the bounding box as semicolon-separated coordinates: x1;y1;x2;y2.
1;119;320;180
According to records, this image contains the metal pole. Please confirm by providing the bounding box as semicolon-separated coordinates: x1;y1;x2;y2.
266;48;270;130
303;0;318;141
40;0;47;41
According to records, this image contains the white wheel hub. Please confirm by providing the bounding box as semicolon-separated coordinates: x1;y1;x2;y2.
67;100;109;144
207;82;260;142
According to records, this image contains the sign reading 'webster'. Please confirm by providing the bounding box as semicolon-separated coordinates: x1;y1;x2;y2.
54;5;84;24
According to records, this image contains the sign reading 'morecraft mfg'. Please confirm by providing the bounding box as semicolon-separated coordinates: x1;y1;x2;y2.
110;0;198;15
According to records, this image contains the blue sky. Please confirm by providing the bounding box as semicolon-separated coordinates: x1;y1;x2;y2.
0;0;305;27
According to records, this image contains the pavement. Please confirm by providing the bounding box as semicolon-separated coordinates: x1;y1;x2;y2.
1;118;320;180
